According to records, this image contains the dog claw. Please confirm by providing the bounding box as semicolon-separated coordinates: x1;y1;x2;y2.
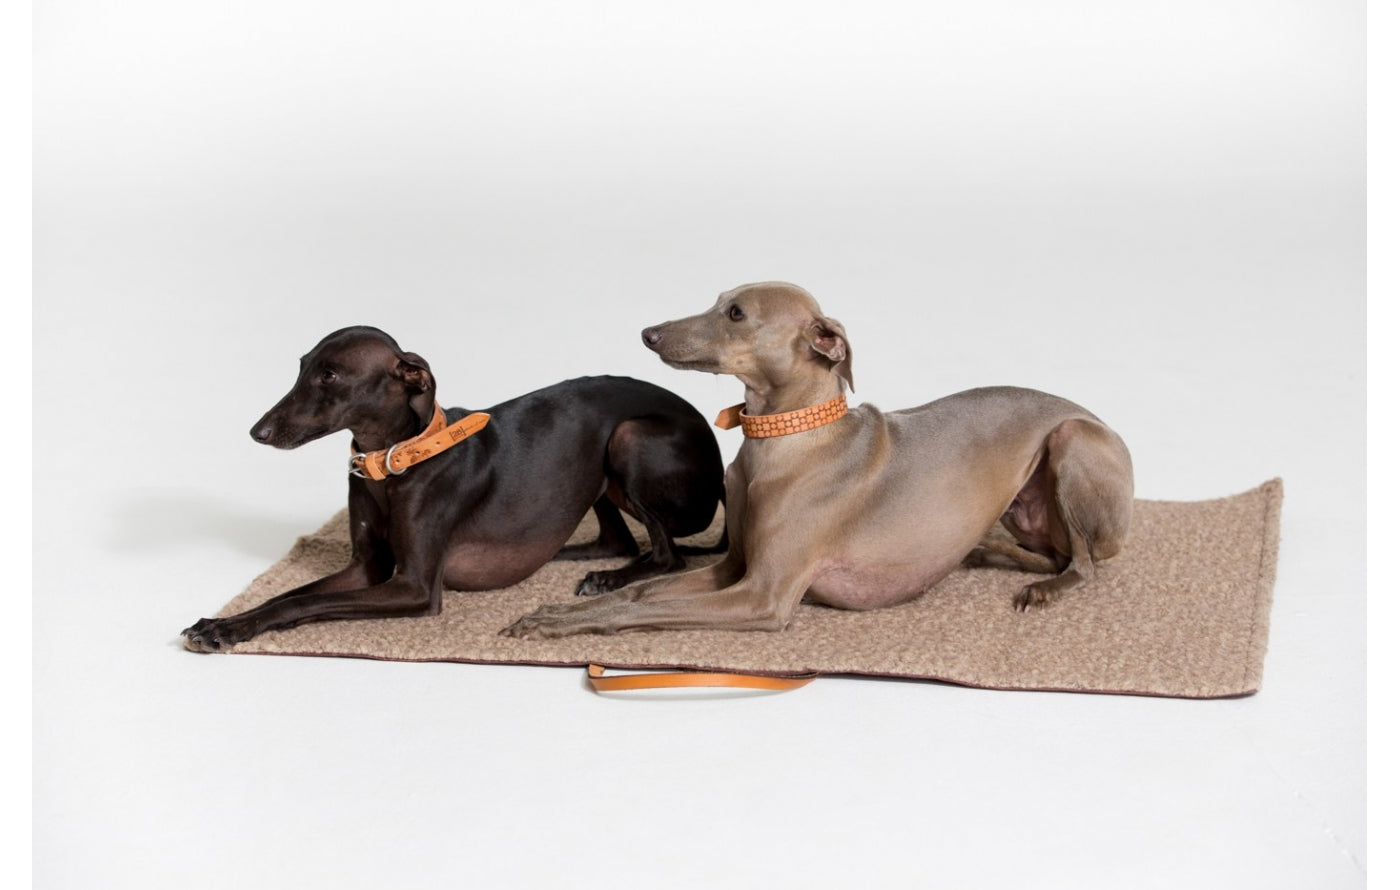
1012;586;1058;612
181;628;220;653
181;617;243;652
573;578;599;597
573;572;618;597
500;617;539;640
500;609;588;640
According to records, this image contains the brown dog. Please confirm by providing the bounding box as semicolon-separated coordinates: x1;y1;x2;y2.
502;282;1133;639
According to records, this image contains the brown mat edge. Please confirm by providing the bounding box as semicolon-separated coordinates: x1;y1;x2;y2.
232;649;1260;700
1241;476;1284;694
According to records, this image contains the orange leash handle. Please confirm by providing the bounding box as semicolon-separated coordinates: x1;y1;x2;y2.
586;663;817;693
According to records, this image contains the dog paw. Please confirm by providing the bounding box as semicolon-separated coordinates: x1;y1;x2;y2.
499;608;604;640
499;613;551;640
1012;585;1059;612
574;571;622;597
181;617;245;652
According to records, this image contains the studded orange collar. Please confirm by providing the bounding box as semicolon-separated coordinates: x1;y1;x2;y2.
350;402;491;480
714;394;849;439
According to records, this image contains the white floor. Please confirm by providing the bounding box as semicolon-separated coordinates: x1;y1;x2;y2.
33;4;1368;888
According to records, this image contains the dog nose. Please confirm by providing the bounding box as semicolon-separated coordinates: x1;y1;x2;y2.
250;422;274;443
641;326;663;347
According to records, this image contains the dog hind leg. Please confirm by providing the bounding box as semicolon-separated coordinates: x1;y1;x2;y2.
1010;418;1133;611
554;495;641;561
573;418;723;596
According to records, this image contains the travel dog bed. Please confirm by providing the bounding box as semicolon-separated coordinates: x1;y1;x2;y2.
207;479;1282;698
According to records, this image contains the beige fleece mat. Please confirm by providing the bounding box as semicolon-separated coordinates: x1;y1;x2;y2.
213;479;1282;698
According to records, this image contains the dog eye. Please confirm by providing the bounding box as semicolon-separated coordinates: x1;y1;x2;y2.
320;369;338;384
727;304;745;322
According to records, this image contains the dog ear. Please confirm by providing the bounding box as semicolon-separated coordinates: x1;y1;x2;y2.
806;317;855;392
394;352;435;394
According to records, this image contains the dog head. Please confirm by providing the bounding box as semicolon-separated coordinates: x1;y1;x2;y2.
249;326;436;449
641;282;854;393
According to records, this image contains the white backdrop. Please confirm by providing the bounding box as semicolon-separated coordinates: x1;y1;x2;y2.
34;3;1365;888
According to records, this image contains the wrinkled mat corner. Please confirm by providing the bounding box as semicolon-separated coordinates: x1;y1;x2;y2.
211;478;1283;699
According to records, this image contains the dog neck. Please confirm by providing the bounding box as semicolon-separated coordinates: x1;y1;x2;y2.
715;393;849;438
350;402;491;480
737;371;844;417
350;393;437;453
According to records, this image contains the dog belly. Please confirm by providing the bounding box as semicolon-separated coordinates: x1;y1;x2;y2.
800;488;1009;610
442;540;563;591
806;558;960;611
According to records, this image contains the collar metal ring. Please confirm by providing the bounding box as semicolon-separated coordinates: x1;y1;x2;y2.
383;441;409;475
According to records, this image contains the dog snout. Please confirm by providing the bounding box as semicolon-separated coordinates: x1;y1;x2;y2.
641;326;664;349
250;417;277;444
250;403;293;445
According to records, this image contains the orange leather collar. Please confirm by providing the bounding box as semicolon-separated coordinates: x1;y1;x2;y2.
349;403;491;481
714;394;849;438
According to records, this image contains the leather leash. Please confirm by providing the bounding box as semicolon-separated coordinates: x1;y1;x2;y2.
587;663;817;693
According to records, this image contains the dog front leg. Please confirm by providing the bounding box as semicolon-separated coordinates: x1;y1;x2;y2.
502;561;810;639
182;488;399;650
600;551;746;601
181;550;396;652
515;554;747;626
181;575;440;652
207;547;394;619
183;510;445;651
